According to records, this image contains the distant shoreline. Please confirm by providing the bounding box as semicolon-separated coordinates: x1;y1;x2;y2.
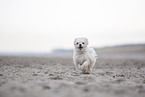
0;43;144;57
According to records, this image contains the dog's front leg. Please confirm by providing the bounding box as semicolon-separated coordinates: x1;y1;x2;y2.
80;61;89;73
74;61;80;72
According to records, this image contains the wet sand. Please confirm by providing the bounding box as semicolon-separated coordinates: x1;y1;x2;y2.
0;54;145;97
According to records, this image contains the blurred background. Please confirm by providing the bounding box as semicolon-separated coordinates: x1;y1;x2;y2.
0;0;145;55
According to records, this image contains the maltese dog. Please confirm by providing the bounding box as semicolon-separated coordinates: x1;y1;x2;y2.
73;37;97;74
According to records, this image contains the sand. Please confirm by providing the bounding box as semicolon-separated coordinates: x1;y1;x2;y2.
0;54;145;97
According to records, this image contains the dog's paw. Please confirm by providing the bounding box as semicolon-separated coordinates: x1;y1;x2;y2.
86;69;91;74
80;64;88;71
81;70;91;74
80;61;88;71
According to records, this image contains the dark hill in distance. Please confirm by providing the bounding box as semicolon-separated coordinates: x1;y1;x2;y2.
0;43;145;57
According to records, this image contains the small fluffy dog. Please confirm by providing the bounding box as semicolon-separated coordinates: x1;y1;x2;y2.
73;37;97;73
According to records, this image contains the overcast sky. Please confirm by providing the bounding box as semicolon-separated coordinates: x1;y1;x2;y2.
0;0;145;52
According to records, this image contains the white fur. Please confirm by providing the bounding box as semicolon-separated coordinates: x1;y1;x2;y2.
73;37;97;73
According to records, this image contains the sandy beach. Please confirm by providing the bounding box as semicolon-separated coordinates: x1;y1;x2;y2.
0;48;145;97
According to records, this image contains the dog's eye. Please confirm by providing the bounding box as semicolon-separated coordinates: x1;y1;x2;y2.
76;42;79;44
82;42;84;44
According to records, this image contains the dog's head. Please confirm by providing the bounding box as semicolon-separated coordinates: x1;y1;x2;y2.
74;37;88;51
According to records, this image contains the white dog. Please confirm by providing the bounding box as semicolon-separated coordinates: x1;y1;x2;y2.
73;37;97;73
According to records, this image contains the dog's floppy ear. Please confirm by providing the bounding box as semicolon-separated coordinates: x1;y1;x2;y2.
74;38;77;45
85;38;89;45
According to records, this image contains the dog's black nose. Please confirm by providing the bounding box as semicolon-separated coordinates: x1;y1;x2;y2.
79;44;82;47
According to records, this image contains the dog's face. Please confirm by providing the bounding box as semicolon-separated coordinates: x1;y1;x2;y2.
74;38;88;51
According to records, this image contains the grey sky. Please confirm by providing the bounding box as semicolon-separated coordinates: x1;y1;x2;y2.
0;0;145;52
